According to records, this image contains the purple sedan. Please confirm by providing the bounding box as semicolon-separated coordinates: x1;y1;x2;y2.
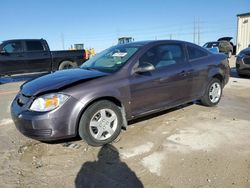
11;40;230;146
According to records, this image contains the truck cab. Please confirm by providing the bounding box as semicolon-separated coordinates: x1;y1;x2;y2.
0;39;51;76
0;39;86;76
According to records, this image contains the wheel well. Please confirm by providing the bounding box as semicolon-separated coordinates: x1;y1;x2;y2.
213;74;223;83
59;59;74;66
75;97;127;136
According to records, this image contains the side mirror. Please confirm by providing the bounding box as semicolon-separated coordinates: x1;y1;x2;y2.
134;62;155;73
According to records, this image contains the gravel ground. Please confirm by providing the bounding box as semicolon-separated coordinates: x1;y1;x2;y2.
0;56;249;188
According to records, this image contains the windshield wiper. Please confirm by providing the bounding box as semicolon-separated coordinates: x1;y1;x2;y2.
82;67;97;71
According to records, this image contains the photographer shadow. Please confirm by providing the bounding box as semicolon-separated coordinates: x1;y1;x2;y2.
75;144;143;188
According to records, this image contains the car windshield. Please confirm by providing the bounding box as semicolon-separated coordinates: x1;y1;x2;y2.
203;42;219;48
81;45;139;73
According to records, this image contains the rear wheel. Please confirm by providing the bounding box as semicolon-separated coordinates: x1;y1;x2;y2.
58;61;77;70
78;100;122;146
201;78;222;107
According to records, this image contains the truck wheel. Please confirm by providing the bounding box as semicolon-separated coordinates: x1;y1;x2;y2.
200;78;222;107
78;100;122;147
58;61;77;70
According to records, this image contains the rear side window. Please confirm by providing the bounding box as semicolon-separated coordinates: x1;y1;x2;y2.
26;41;44;51
187;45;208;60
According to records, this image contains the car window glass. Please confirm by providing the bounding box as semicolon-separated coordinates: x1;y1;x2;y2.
81;45;139;73
3;42;22;53
26;41;44;51
203;42;218;48
139;44;185;69
187;45;208;60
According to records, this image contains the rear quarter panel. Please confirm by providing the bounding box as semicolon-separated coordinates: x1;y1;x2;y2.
206;53;229;90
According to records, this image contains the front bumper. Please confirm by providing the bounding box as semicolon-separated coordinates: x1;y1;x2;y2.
11;93;83;141
236;56;250;76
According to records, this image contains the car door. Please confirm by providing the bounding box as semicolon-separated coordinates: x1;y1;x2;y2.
186;44;210;100
23;40;51;73
0;40;27;75
129;43;192;117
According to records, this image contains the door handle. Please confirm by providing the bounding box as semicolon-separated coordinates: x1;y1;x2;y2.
179;70;187;77
179;70;192;77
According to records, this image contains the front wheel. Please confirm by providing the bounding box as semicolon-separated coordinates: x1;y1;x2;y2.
236;68;245;78
78;100;122;146
201;78;222;107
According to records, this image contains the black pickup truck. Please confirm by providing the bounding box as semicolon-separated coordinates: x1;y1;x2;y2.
0;39;87;76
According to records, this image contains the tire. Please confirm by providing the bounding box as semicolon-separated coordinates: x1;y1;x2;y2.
78;100;123;146
237;72;244;78
58;61;77;70
201;78;222;107
236;68;245;77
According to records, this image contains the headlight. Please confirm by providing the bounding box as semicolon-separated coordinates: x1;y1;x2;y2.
30;93;69;112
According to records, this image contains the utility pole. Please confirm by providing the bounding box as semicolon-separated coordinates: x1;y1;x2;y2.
61;33;65;50
169;34;172;40
198;18;201;45
193;17;196;44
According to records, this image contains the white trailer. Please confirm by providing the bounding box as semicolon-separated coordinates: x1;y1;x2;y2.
236;13;250;54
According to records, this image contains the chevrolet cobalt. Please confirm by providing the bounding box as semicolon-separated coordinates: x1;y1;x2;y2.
11;40;230;146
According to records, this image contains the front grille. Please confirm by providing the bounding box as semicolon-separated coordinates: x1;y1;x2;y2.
243;56;250;65
17;94;30;107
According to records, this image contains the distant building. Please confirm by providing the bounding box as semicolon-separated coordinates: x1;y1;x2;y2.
118;37;134;44
236;13;250;54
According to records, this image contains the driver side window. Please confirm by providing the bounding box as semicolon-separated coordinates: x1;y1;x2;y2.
139;44;185;70
2;41;22;53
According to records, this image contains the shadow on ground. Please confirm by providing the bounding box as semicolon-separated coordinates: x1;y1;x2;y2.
129;102;195;125
75;144;143;188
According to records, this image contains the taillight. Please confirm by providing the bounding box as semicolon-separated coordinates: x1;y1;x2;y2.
84;51;89;60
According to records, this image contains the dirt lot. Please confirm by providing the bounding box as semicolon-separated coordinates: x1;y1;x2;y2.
0;57;250;188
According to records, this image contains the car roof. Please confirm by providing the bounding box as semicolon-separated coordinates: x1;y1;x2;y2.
2;39;44;43
117;40;193;47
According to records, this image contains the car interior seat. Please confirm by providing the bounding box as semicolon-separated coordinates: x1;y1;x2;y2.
156;51;176;68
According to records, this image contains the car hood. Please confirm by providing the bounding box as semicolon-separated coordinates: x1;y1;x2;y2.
241;47;250;55
21;69;109;96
